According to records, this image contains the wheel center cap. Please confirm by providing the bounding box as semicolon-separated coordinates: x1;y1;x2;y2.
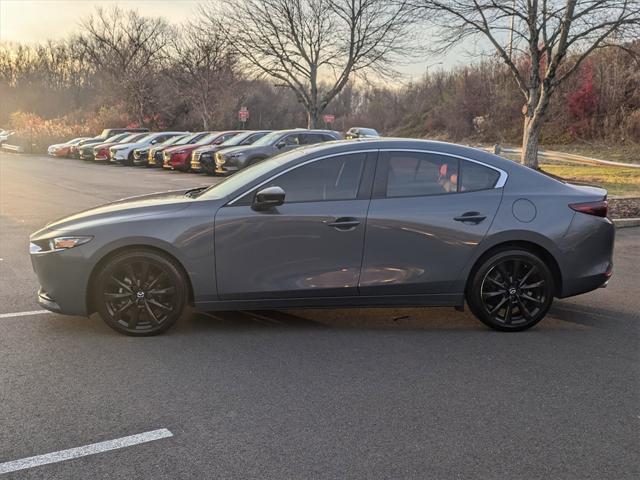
136;291;145;299
508;287;517;296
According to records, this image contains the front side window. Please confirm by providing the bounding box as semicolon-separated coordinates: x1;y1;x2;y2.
244;153;366;204
281;134;300;146
385;152;459;197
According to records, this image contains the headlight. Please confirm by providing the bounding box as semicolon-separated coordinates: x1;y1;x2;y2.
51;236;93;251
30;236;93;253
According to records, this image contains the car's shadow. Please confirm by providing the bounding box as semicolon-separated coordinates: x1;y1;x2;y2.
41;300;631;338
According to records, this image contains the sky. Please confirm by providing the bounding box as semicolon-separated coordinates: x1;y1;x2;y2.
0;0;473;81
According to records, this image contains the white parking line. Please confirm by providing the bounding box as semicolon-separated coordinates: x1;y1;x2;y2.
0;428;173;475
0;310;50;319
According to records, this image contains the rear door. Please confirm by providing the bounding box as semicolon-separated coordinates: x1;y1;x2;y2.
359;150;504;295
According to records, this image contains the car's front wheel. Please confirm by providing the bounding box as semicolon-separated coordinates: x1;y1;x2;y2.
466;249;554;331
93;249;188;336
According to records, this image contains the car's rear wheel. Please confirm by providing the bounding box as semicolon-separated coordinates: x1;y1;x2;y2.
93;249;188;336
466;249;554;331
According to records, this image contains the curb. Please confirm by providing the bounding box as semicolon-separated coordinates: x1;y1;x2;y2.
612;218;640;228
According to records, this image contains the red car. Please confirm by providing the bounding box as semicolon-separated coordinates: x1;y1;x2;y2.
92;133;149;162
162;131;240;171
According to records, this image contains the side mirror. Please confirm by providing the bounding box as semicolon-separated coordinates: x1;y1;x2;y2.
275;140;287;149
252;186;285;211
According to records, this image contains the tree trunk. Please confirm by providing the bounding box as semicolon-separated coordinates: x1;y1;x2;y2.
521;114;542;169
306;107;319;128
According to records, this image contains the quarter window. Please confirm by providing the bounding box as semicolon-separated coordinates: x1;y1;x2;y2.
261;153;366;203
459;160;500;191
385;152;459;197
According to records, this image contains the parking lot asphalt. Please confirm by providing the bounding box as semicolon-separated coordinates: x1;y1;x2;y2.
0;153;638;479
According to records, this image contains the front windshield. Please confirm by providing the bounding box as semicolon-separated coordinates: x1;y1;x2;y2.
251;131;286;147
107;133;130;143
172;132;203;145
221;131;254;146
195;132;220;145
121;133;148;143
160;134;187;146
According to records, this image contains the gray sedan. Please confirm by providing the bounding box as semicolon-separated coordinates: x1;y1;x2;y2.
30;139;614;335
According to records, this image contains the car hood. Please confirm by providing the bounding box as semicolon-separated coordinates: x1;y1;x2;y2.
220;145;273;157
165;144;199;154
79;138;105;146
32;190;195;236
91;141;118;150
193;145;219;154
112;142;144;150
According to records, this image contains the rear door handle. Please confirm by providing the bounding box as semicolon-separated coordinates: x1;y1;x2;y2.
325;217;360;230
453;212;487;224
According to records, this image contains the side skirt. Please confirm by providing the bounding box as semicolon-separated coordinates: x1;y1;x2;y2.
195;293;464;312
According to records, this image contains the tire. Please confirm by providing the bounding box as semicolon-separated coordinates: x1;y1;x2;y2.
466;249;554;332
92;249;188;336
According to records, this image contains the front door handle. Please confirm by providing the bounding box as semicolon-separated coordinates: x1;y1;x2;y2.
453;212;487;224
325;217;360;230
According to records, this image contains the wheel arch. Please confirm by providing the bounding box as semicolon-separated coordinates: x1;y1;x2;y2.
464;239;563;297
86;243;194;315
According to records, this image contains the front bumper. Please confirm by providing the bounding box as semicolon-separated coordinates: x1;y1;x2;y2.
37;288;63;313
163;153;189;170
30;245;91;316
149;152;163;166
110;151;128;163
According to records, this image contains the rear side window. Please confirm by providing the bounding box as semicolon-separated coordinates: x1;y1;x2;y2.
459;160;500;191
385;152;459;197
301;134;324;144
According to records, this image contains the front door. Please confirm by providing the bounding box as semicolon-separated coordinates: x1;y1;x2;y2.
360;150;504;295
215;152;375;299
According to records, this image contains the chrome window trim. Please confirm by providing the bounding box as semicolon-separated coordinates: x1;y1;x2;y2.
227;147;507;205
378;148;508;189
227;149;378;205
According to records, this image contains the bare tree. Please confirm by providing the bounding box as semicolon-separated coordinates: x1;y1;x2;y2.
169;21;240;130
203;0;415;128
76;7;172;125
411;0;640;168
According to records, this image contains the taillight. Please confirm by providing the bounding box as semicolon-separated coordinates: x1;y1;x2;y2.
569;200;608;217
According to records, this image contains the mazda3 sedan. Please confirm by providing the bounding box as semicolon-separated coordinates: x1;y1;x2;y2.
30;139;614;336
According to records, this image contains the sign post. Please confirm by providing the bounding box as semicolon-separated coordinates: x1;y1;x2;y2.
323;114;335;128
238;107;250;128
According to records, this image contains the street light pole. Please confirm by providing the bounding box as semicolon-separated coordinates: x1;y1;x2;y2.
508;0;516;60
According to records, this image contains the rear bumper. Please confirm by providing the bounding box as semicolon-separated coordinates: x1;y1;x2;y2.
557;214;615;298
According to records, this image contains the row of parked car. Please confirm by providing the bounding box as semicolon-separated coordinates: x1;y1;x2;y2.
47;126;380;175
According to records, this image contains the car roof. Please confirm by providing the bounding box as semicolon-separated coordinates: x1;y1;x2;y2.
275;129;339;135
287;137;528;173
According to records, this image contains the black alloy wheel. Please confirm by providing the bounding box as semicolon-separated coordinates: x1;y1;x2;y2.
94;249;188;336
467;249;554;331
